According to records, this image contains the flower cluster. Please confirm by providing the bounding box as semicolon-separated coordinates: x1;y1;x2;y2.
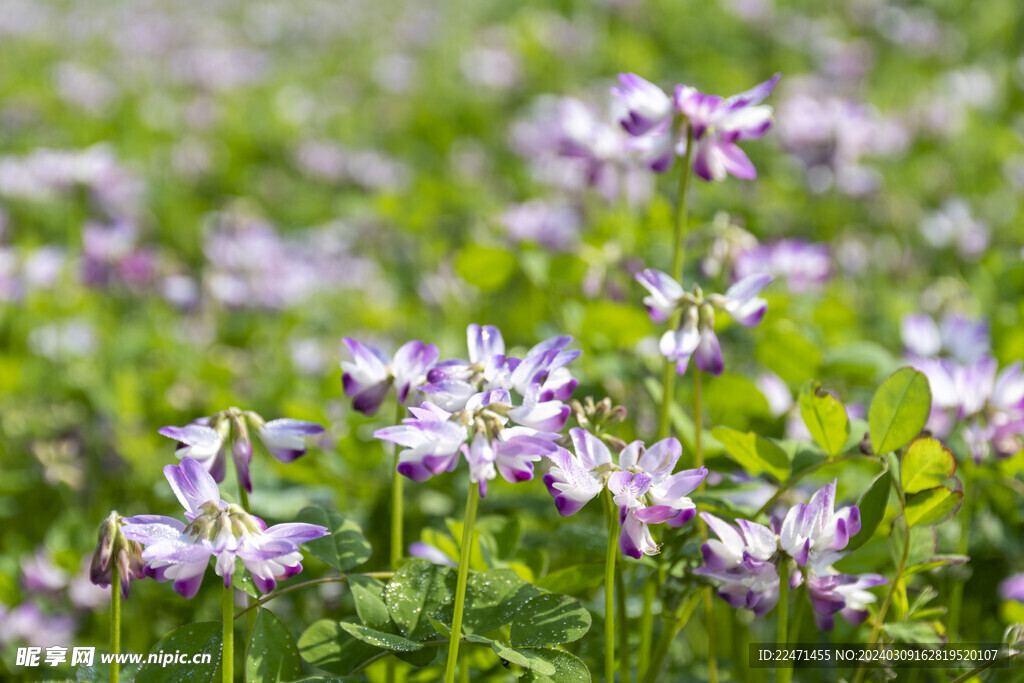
611;72;780;181
636;269;772;375
543;428;706;558
159;408;325;493
373;324;579;496
695;482;886;630
121;459;329;598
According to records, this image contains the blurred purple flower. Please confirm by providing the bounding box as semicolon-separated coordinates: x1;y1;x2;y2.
499;199;581;251
733;240;831;294
1000;573;1024;602
901;312;989;365
20;548;69;594
0;603;76;648
919;198;990;260
122;459;328;597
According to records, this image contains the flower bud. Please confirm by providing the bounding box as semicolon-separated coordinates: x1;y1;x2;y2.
89;511;146;599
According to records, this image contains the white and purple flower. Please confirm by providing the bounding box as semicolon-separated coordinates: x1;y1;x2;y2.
696;482;885;631
542;428;706;558
159;408;325;493
122;458;329;598
636;268;772;376
611;72;780;182
341;337;439;415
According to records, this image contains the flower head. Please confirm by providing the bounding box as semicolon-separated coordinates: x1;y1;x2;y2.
374;324;579;496
341;337;439;415
637;268;772;376
611;72;780;182
777;480;860;572
159;408;325;492
543;428;706;558
122;459;329;598
88;511;147;599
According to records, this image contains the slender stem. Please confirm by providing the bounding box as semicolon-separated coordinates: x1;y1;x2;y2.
222;583;234;683
443;485;479;683
616;565;630;683
656;127;695;440
237;484;250;513
947;461;973;641
693;368;718;683
604;490;618;683
640;592;701;683
638;575;655;676
853;503;910;683
110;563;120;683
391;400;406;569
753;454;870;520
776;560;791;683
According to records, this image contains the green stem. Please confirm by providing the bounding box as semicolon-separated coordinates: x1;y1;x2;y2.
443;485;479;683
391;400;406;570
616;565;630;683
693;368;718;683
605;490;618;683
640;593;701;683
947;461;973;641
222;583;234;683
638;575;655;676
656;127;695;440
237;483;250;513
110;562;120;683
853;490;910;683
776;560;791;683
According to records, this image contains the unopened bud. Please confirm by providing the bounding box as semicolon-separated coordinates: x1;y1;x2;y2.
89;511;146;599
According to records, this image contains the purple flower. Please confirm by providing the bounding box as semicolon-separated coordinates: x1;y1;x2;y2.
159;408;325;492
341;337;440;415
803;572;888;630
89;511;146;599
122;459;329;598
612;73;674;136
676;74;780;181
611;72;780;182
732;240;832;294
778;481;860;572
543;428;706;558
1000;573;1024;603
901;312;989;365
637;268;772;376
694;513;780;615
696;483;885;630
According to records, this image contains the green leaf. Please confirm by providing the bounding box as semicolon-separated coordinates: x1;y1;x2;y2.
489;641;557;676
882;621;944;644
904;483;963;526
756;325;822;384
297;620;380;676
847;469;892;551
890;521;938;568
233;569;259;599
338;622;423;652
476;515;522;560
868;368;932;455
516;648;592;682
798;380;850;457
464;568;542;634
535;564;606;595
384;559;456;641
509;594;592;647
246;609;302;683
136;622;221;683
904;554;970;576
296;507;372;572
454;244;518;291
581;301;653;348
709;427;790;481
900;438;956;494
346;575;391;631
